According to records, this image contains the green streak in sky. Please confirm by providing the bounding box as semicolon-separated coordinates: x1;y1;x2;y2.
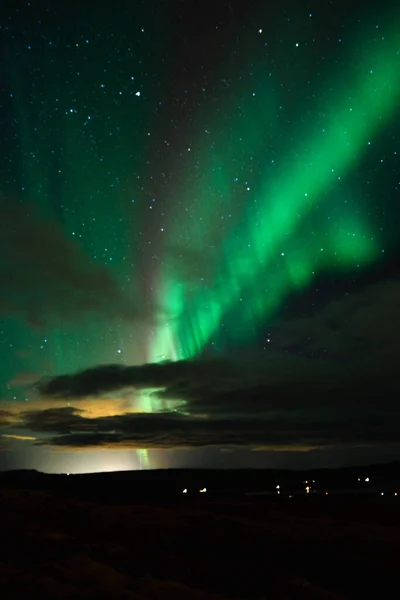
150;81;279;363
3;9;399;374
155;17;400;360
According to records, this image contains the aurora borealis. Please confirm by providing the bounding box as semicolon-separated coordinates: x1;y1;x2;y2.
0;0;399;472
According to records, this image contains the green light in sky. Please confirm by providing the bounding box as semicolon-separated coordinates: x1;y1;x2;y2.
3;8;398;378
153;17;399;360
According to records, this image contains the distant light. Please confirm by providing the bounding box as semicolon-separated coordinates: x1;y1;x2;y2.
276;485;280;489
381;492;384;496
66;473;70;476
135;91;141;96
182;488;187;494
325;492;329;496
305;486;310;494
357;478;361;482
199;487;207;493
365;477;370;482
394;492;398;496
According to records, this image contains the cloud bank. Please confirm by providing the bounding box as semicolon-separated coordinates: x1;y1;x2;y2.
1;278;398;454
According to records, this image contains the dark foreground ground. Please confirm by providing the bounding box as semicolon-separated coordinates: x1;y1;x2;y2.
0;488;399;599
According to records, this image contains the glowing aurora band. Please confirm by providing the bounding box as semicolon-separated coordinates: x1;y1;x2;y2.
152;16;400;361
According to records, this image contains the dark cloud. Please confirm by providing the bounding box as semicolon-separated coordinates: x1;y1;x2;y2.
0;410;14;427
35;358;240;398
18;404;400;450
271;278;400;370
25;278;400;452
0;203;155;326
36;277;400;399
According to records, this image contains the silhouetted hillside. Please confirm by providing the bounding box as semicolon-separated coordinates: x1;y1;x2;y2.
1;463;399;505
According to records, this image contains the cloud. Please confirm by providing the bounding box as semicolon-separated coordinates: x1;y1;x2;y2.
35;358;240;398
272;278;400;370
36;277;400;398
0;410;15;427
17;404;400;451
21;278;400;452
0;203;155;326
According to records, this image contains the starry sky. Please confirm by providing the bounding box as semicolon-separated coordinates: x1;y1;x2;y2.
0;0;399;473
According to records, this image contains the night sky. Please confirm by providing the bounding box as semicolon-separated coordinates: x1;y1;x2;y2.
0;0;399;473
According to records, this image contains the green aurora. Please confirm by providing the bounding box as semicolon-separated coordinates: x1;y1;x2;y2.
0;2;399;470
152;16;400;362
3;8;399;370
